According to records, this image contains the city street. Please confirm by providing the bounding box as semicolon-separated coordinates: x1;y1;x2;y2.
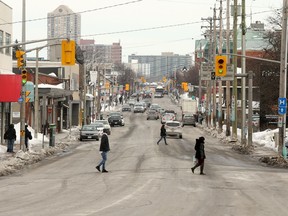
0;96;288;216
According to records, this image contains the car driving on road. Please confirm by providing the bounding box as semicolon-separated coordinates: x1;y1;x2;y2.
122;104;132;112
165;121;183;139
108;113;125;127
147;109;159;120
182;114;196;127
134;103;145;113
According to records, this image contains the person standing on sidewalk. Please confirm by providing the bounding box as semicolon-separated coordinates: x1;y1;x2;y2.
96;132;110;173
25;125;32;151
157;123;168;145
191;136;206;175
4;124;17;153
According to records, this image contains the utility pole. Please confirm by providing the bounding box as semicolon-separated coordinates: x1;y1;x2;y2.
226;0;231;136
201;17;214;127
97;67;101;120
34;48;40;139
198;42;203;113
218;0;224;133
241;0;247;145
278;0;288;157
212;6;217;129
232;0;238;140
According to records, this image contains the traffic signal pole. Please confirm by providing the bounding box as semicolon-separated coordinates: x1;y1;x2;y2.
20;0;26;151
278;0;288;157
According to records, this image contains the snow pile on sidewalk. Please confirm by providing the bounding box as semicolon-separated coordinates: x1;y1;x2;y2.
0;142;71;176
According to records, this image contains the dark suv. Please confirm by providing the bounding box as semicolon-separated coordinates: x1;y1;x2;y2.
108;114;125;127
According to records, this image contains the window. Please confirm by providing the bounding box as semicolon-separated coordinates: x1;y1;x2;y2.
5;33;11;55
0;31;3;53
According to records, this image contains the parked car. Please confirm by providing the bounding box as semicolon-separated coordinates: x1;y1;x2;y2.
93;120;111;135
108;113;125;127
147;109;159;120
134;103;145;113
79;125;100;141
122;104;132;112
161;113;176;124
165;121;183;139
182;114;196;127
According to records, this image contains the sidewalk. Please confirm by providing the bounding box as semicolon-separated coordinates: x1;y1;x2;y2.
0;128;77;173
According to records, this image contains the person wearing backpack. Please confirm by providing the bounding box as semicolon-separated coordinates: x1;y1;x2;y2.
4;124;17;153
25;125;32;151
191;136;206;175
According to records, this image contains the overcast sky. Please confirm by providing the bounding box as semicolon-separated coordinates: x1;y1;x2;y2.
2;0;282;62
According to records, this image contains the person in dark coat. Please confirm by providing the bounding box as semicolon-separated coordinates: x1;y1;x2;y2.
96;132;110;173
157;124;168;145
191;136;206;175
25;125;32;151
4;124;17;153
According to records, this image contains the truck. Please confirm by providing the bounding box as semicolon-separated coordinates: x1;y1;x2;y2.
181;99;198;120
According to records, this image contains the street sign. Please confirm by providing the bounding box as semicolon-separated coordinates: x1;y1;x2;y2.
278;97;287;115
200;63;214;80
201;63;234;81
18;97;23;103
216;64;234;81
24;81;34;102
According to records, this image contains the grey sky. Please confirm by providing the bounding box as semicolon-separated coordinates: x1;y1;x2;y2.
2;0;282;62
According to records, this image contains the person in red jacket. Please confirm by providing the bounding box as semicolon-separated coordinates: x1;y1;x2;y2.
96;132;110;173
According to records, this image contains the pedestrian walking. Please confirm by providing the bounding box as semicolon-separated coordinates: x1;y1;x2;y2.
191;136;206;175
25;125;32;151
96;132;110;173
157;123;168;145
4;124;17;153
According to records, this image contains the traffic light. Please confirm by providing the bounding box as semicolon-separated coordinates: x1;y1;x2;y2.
125;84;130;91
21;69;28;85
105;82;110;89
215;55;227;76
16;50;25;68
182;82;188;92
61;40;75;66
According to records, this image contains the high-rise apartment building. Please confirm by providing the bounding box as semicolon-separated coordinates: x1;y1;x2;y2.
47;5;81;61
128;53;192;81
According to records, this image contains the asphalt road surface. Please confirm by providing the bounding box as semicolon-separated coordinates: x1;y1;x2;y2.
0;95;288;216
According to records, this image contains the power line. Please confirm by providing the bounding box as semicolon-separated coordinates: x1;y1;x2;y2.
81;22;201;37
0;0;143;26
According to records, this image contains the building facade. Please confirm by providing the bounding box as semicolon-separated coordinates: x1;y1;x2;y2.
0;1;12;74
47;5;81;61
0;1;12;144
79;39;122;65
128;52;192;82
